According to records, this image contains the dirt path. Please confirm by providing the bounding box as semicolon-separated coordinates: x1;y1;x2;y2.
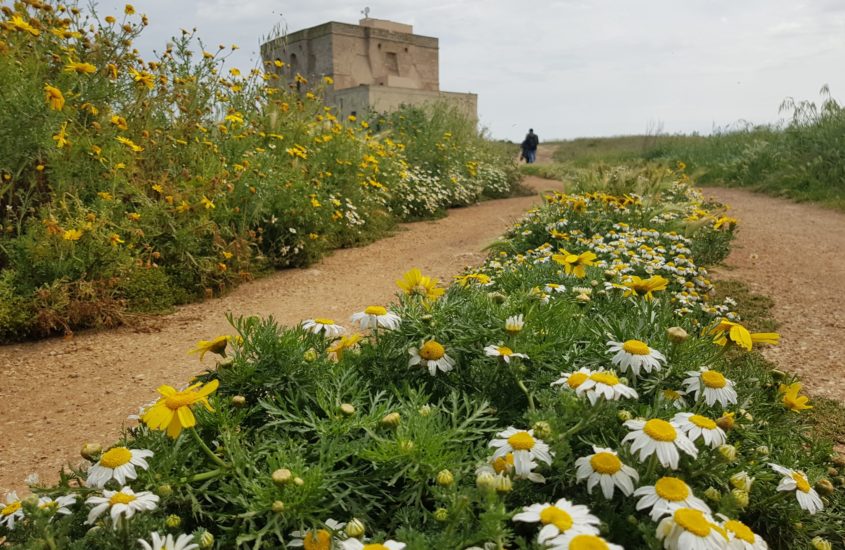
0;175;564;493
702;187;845;401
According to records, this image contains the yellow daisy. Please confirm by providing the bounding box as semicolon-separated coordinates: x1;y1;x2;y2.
141;380;219;438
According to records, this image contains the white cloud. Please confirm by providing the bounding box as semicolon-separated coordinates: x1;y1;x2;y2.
98;0;845;139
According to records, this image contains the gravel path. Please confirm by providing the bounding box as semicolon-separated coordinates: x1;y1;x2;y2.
0;174;563;493
702;187;845;401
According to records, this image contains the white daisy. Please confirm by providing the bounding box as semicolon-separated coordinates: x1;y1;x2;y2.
512;498;600;543
656;507;728;550
505;314;524;335
408;340;456;376
683;368;738;407
606;339;666;377
551;368;593;392
659;388;689;410
85;486;159;527
86;447;154;488
489;427;553;477
301;318;345;338
36;494;76;517
544;282;567;294
484;344;528;364
350;306;401;330
0;491;23;530
341;539;405;550
289;518;346;548
576;370;638;405
718;516;769;550
634;476;711;521
138;532;199;550
672;412;727;449
769;463;824;514
546;533;624;550
574;446;639;499
477;452;545;483
622;418;698;469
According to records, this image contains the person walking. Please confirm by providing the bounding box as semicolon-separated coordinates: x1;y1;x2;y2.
521;128;539;163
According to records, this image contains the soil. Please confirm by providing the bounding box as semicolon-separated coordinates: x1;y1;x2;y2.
0;173;564;493
702;187;845;401
3;152;843;494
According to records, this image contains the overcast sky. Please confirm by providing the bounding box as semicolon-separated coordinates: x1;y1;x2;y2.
100;0;845;141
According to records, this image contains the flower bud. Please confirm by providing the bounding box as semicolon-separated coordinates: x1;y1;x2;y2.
666;326;688;343
812;537;833;550
345;518;365;538
420;314;434;325
703;486;721;502
157;484;173;497
418;405;432;417
339;403;356;416
80;442;103;462
294;477;305;486
617;410;633;422
434;508;449;522
770;369;788;380
198;531;214;549
815;479;835;496
716;413;735;431
494;475;512;493
755;445;769;457
436;469;454;487
399;440;415;453
731;489;749;508
22;495;39;508
272;468;293;486
231;395;247;408
576;293;591;304
165;514;181;528
271;500;285;513
718;444;737;462
488;291;507;304
380;412;401;428
476;471;497;491
832;454;845;468
827;467;839;477
532;421;552;440
729;472;753;492
303;348;318;362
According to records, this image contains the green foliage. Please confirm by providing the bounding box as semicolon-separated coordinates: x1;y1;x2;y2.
6;168;842;550
0;1;518;341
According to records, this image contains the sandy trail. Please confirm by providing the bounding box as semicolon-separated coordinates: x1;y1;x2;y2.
0;173;563;493
702;187;845;401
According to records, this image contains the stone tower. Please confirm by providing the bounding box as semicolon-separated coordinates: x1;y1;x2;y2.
260;18;477;120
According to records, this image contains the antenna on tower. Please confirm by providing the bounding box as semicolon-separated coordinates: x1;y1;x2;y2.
361;6;370;19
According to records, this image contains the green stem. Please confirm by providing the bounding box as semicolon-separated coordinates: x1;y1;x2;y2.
754;491;786;509
190;428;230;469
644;453;659;480
180;468;224;483
515;378;535;413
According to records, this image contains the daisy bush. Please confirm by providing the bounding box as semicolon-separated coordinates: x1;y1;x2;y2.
4;165;842;549
0;0;518;341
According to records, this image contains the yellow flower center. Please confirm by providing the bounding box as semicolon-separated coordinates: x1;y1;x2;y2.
643;419;677;441
689;415;717;430
568;534;610;550
700;370;727;388
411;284;429;296
303;530;331;550
590;452;622;474
39;500;58;511
507;431;536;450
497;346;513;356
1;501;21;516
654;477;690;501
662;389;682;400
590;372;619;386
567;372;589;389
492;453;514;473
419;341;445;361
724;520;755;543
792;472;811;493
539;505;574;531
622;339;650;355
362;545;390;550
364;306;387;316
99;447;132;468
673;508;711;537
109;492;137;506
313;318;334;325
165;391;199;410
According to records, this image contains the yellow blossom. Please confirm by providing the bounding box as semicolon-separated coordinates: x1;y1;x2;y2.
552;249;597;278
141;379;219;438
622;275;669;301
779;382;812;413
125;4;136;15
201;196;215;209
189;335;236;360
116;136;144;152
64;61;97;75
63;229;83;241
396;268;444;300
110;115;128;130
52;122;70;148
328;333;363;360
44;84;65;111
710;319;779;351
109;233;125;246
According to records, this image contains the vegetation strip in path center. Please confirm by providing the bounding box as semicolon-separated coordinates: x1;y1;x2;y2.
3;164;842;549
